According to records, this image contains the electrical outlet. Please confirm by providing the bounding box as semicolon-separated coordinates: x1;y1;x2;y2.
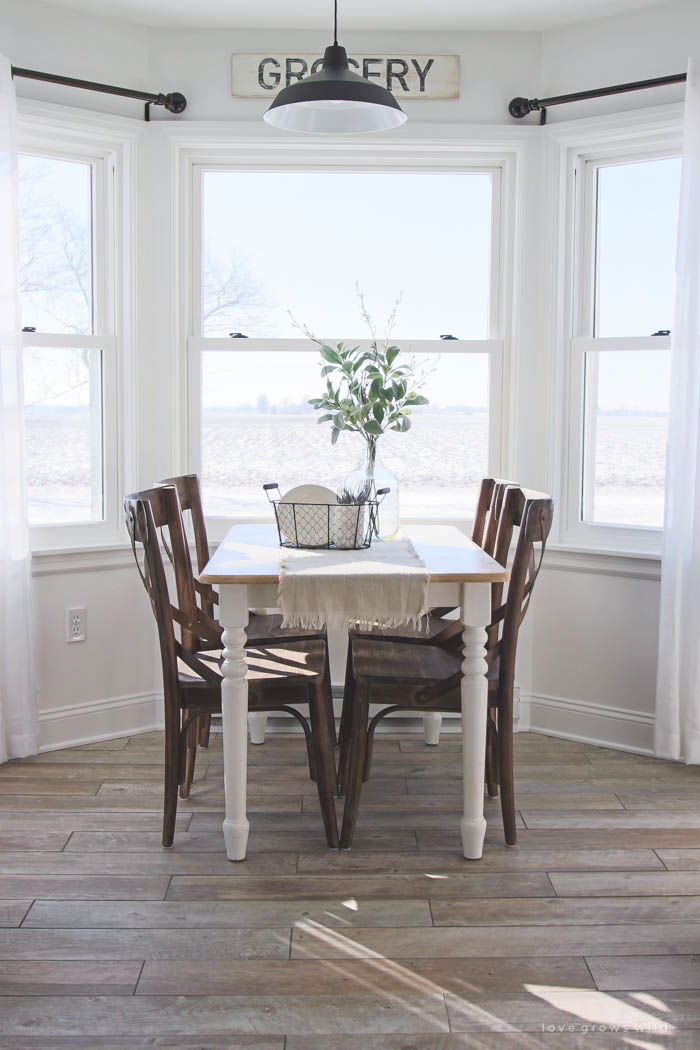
66;607;86;643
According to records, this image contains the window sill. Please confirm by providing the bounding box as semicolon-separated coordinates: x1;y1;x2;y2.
31;543;134;577
29;524;662;582
544;544;661;581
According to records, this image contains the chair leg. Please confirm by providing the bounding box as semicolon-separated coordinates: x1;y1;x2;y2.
336;637;355;797
323;642;337;747
162;708;180;848
362;712;377;783
199;714;212;748
302;716;318;783
180;714;198;800
423;712;442;746
339;681;369;849
498;702;517;845
248;711;268;745
485;710;499;799
308;680;340;848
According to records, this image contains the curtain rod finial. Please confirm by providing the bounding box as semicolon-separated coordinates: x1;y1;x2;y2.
508;96;537;119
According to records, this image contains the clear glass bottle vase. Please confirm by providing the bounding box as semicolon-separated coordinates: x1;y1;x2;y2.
344;439;399;541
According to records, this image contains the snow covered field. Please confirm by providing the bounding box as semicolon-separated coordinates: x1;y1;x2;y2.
25;411;667;529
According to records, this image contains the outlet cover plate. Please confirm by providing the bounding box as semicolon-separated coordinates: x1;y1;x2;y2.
66;607;86;643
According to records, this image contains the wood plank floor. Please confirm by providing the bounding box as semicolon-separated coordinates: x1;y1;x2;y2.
0;729;698;1048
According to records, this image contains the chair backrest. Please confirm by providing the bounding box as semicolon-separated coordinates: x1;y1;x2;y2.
157;474;217;620
158;474;210;572
436;483;525;650
489;493;554;707
471;478;496;547
482;479;518;557
125;485;222;664
124;487;192;709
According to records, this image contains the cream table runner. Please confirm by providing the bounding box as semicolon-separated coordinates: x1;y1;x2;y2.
278;535;430;631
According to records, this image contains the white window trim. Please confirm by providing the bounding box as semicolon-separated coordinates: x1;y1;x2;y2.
17;99;142;550
170;126;524;537
544;104;683;557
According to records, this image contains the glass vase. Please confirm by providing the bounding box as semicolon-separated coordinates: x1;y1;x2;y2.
343;439;399;541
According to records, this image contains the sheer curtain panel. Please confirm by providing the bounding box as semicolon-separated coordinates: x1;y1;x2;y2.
656;59;700;763
0;56;38;763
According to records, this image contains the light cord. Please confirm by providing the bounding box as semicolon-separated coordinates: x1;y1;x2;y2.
333;0;338;45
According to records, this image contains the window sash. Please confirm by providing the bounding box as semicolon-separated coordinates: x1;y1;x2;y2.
569;337;670;541
22;333;119;547
17;132;123;548
188;336;503;536
191;163;504;343
187;161;508;531
575;149;680;344
561;144;679;552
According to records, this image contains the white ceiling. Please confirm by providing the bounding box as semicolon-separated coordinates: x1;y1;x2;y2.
34;0;673;32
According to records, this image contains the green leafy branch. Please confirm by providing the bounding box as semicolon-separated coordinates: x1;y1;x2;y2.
296;291;433;448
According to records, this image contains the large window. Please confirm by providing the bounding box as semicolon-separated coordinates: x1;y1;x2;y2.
188;164;505;525
18;143;120;544
567;150;681;546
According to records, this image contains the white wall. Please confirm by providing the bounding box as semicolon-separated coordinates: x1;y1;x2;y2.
31;552;161;750
540;0;698;122
2;0;691;750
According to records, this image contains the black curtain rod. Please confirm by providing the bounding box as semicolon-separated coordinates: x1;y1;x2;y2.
509;72;686;124
11;66;187;122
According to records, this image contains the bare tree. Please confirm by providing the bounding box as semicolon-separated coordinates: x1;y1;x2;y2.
201;254;270;336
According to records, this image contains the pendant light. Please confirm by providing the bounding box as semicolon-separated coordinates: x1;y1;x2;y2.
263;0;407;134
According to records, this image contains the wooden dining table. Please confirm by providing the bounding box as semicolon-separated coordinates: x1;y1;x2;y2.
200;522;509;862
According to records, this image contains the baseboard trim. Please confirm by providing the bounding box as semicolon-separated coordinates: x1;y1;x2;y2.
38;691;164;752
519;691;655;755
36;687;654;755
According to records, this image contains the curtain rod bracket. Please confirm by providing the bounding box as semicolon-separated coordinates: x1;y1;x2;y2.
11;67;187;121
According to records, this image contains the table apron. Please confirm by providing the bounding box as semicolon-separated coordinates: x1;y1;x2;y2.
240;581;462;608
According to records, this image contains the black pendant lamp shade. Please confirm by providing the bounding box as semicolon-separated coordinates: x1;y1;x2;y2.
263;5;407;134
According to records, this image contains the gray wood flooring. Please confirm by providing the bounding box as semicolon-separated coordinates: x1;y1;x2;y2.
0;729;698;1048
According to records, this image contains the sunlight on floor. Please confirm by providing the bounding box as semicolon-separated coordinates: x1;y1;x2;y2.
525;983;676;1036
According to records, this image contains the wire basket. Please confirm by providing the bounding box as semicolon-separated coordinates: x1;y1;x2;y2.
264;483;388;550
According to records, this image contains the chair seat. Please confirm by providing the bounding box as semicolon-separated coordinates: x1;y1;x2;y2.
352;637;499;693
349;615;456;645
247;612;325;645
246;640;326;680
178;639;326;688
352;638;462;685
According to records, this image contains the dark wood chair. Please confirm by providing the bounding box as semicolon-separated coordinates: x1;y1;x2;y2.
336;477;517;794
338;492;553;849
125;485;339;849
157;474;336;755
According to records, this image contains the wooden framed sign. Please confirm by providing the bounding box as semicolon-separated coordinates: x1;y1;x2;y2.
232;54;460;100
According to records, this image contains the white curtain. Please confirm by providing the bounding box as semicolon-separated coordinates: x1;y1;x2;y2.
656;59;700;763
0;56;37;763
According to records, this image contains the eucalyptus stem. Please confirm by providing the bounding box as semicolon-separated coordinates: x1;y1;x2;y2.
304;293;432;448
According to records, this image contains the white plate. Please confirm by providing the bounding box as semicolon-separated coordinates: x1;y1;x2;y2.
277;485;338;545
280;484;337;505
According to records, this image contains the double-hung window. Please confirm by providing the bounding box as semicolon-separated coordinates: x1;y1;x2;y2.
565;143;681;551
17;124;123;549
187;157;508;534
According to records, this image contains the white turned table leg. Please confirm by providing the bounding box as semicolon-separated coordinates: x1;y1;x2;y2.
219;585;249;861
459;581;490;860
248;711;268;745
422;712;442;746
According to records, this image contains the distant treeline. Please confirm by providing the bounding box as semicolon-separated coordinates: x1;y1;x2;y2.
205;402;489;415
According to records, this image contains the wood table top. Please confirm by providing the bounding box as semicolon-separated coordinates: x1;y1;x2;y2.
200;523;509;585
